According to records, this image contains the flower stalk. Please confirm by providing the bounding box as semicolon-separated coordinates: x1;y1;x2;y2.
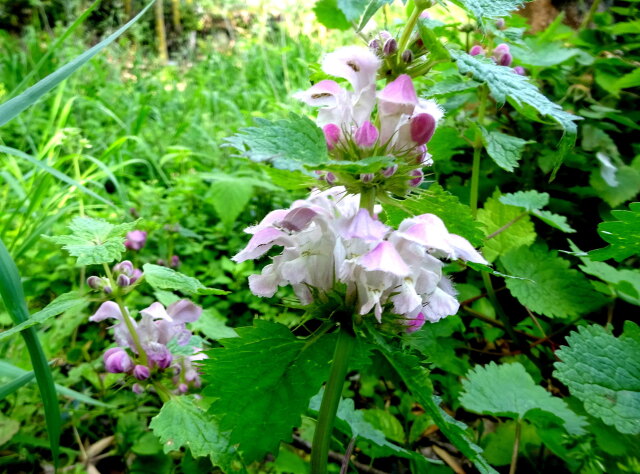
470;84;488;216
310;326;355;474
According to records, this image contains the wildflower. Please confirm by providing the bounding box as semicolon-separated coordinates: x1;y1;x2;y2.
125;230;147;251
234;187;486;329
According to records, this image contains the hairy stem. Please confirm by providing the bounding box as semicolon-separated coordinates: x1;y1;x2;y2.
359;187;377;213
470;85;488;216
103;263;148;366
396;6;422;65
509;419;522;474
310;327;355;474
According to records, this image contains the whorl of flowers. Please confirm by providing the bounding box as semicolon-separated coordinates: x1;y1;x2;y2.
233;187;487;333
89;288;205;394
293;46;443;194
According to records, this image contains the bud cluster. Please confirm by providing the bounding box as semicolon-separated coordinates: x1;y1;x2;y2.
469;43;525;75
86;260;142;295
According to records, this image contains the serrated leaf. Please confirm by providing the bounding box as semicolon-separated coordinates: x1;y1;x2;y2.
384;183;485;247
0;291;86;342
45;217;139;266
150;395;245;472
451;50;579;135
531;210;575;233
321;156;394;174
380;350;497;474
481;128;530;172
589;202;640;262
499;191;549;211
500;245;607;318
450;0;528;27
477;191;536;262
554;322;640;435
142;264;228;296
202;321;337;462
460;362;586;435
224;113;328;172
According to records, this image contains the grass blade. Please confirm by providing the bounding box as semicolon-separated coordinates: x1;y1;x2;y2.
0;238;61;465
0;1;156;127
0;371;36;400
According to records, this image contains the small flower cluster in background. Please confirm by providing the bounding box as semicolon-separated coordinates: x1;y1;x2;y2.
233;187;486;332
469;42;525;76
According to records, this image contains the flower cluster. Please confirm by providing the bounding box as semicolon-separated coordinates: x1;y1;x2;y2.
469;43;525;75
86;260;142;294
90;298;205;394
233;187;486;332
293;47;443;194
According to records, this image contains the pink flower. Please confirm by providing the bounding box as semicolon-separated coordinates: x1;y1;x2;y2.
125;230;147;251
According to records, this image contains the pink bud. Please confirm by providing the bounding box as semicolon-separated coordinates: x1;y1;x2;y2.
124;230;147;251
114;260;134;276
133;365;150;380
170;255;181;268
103;286;113;295
354;121;379;148
87;276;103;290
469;45;484;56
132;383;144;394
116;274;130;287
178;383;189;394
379;31;392;42
368;39;380;51
495;18;505;29
323;123;341;150
406;312;426;333
410;113;436;145
493;43;510;55
513;66;525;75
326;172;337;185
383;38;398;56
130;269;143;284
401;50;413;64
382;165;398;177
360;173;374;183
104;348;132;373
499;53;513;67
409;169;424;187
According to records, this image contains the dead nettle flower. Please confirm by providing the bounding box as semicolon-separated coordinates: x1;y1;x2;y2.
233;187;487;332
469;43;522;72
125;230;147;251
90;299;205;393
293;47;443;194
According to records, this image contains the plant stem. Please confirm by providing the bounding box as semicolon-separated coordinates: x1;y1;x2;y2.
310;327;355;474
470;85;488;216
396;6;422;65
580;0;602;30
102;263;148;366
509;419;522;474
359;187;377;213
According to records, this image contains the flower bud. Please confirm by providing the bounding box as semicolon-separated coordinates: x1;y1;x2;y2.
410;113;436;145
178;383;189;394
360;173;374;183
409;169;424;187
406;312;426;333
368;38;380;51
133;365;150;380
495;18;505;29
379;31;392;42
354;121;379;148
114;260;134;276
116;274;131;288
382;165;398;178
124;230;147;251
469;45;484;56
132;383;144;394
513;66;525;75
493;43;510;55
323;123;341;150
326;172;337;185
156;259;166;266
401;50;413;64
103;286;113;295
170;255;181;268
383;38;398;56
130;269;143;284
87;276;103;290
104;348;132;373
499;52;513;67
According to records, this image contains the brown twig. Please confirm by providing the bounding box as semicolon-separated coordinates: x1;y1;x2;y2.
486;213;527;240
462;306;539;341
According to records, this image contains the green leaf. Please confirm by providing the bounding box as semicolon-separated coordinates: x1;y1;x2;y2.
45;217;139;266
554;322;640;435
460;362;586;435
510;39;582;67
418;19;451;61
499;191;575;233
357;0;394;32
337;0;368;21
450;50;579;134
384;183;485;247
313;0;351;30
150;395;245;472
322;156;394;174
0;413;20;445
450;0;528;27
499;190;549;211
500;245;607;318
191;309;239;340
589;202;640;262
142;264;229;296
590;163;640;208
0;370;36;401
477;191;536;262
225;113;328;172
481;128;530;172
0;1;155;127
0;291;86;342
370;334;496;474
202;321;337;462
206;177;253;228
0;239;60;463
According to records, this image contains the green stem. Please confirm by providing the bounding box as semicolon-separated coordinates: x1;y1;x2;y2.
580;0;602;30
103;263;148;366
153;381;173;403
310;327;355;474
509;419;522;474
359;187;376;213
470;85;488;216
396;6;422;65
